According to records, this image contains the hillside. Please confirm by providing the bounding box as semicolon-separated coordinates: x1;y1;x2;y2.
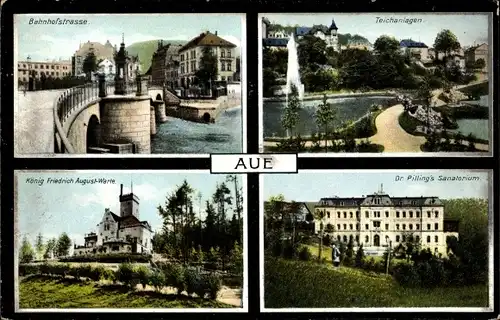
126;39;187;73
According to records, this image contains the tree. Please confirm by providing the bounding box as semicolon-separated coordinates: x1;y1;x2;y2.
345;237;354;264
355;243;365;268
314;209;326;262
35;233;44;260
315;94;336;152
433;30;461;64
226;175;243;244
297;34;327;71
56;233;71;257
195;46;218;89
281;83;301;137
82;51;98;81
373;35;400;55
418;78;434;134
20;236;34;263
264;194;286;256
44;238;57;260
475;58;486;71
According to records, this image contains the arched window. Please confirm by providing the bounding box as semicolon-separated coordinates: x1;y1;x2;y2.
343;235;347;242
427;236;431;243
396;235;400;242
365;235;369;243
435;236;438;242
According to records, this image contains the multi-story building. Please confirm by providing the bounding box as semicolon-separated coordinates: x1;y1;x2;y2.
73;183;153;256
313;186;459;257
465;43;489;72
17;59;72;82
400;39;430;61
178;31;237;88
72;40;116;77
150;40;183;87
98;58;115;80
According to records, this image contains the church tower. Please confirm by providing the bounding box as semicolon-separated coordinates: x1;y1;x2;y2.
119;183;140;219
328;18;339;52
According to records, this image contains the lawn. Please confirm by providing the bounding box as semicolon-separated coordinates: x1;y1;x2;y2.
19;275;233;309
264;257;488;308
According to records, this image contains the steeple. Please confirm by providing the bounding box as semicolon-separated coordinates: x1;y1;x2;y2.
329;18;338;31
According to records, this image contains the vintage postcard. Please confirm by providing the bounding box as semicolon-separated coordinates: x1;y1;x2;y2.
14;14;246;157
14;170;247;312
258;13;493;156
260;170;493;311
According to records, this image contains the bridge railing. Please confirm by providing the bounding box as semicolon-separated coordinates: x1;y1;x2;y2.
54;76;147;154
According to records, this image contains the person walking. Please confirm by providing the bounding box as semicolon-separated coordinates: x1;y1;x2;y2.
332;244;341;269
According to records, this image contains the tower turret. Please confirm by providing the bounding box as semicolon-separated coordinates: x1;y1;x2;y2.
119;183;140;219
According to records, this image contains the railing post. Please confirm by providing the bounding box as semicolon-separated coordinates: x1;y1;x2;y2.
98;74;107;97
115;77;125;95
136;75;148;96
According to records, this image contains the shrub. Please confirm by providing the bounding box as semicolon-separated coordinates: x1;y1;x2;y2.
135;265;151;289
78;264;94;281
102;268;116;283
229;242;243;275
164;263;186;295
116;263;137;288
393;263;421;287
19;264;40;276
59;253;152;263
184;267;204;297
298;247;312;261
87;265;107;282
149;270;166;292
52;263;70;278
204;273;222;300
68;265;82;280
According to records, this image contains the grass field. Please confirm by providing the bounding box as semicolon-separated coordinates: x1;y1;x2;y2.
264;257;488;308
19;275;233;309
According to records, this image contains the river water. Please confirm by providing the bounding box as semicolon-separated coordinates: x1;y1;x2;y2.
151;105;243;154
263;96;393;138
450;95;489;140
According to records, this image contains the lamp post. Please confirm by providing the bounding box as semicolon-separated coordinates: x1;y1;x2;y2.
26;55;31;93
385;235;392;275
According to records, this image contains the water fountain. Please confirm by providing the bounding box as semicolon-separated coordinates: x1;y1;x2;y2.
286;33;304;100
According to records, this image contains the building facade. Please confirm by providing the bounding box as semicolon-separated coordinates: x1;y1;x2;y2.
400;39;430;61
465;43;489;72
72;40;116;77
98;58;115;80
177;31;237;88
313;186;459;256
150;40;183;87
17;59;72;83
73;183;153;256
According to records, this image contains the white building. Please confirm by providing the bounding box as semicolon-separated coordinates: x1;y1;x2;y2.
314;185;459;257
74;184;153;256
98;58;115;80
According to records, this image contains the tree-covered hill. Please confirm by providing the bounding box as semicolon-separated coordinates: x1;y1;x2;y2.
126;39;187;73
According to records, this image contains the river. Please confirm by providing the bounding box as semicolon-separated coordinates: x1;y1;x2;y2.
151;105;243;154
450;95;489;140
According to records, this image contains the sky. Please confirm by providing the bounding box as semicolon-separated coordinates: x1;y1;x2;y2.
16;171;243;252
263;170;490;202
262;13;490;48
15;14;243;61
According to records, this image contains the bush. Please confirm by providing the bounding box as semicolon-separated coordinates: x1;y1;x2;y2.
19;264;40;276
164;263;186;295
204;273;222;300
298;247;312;261
134;265;151;289
393;263;421;287
59;253;152;263
102;268;116;283
116;263;137;288
184;267;204;298
149;270;166;292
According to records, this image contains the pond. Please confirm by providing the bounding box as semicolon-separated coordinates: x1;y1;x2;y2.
451;119;489;140
263;96;394;138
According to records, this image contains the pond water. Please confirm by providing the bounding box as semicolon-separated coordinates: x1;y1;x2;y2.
451;95;489;140
151;106;242;154
263;96;393;137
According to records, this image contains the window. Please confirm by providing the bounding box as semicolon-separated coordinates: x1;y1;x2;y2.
402;235;406;242
51;65;54;69
396;235;400;242
337;235;341;241
327;212;330;218
337;212;340;218
435;236;438;243
427;211;431;218
227;63;232;71
356;211;359;218
385;211;389;217
409;224;413;230
416;224;420;230
343;212;347;218
356;223;360;230
343;224;347;230
340;201;344;206
112;246;119;251
221;50;225;58
365;224;369;230
385;224;389;230
343;235;347;242
409;211;413;218
396;211;400;218
435;211;439;218
349;224;353;230
402;224;406;230
403;211;406;218
350;212;353;218
227;49;231;58
427;236;431;243
435;223;438;230
365;211;369;218
365;235;369;243
337;224;340;230
355;235;359;243
427;224;431;230
416;235;420;242
396;224;400;230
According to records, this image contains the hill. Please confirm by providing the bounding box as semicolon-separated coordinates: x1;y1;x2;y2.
126;39;187;73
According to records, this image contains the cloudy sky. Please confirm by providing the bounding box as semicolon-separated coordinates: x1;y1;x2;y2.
16;171;243;252
263;170;490;202
262;13;490;48
15;14;243;61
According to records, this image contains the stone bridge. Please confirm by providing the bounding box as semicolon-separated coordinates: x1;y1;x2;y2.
54;77;168;154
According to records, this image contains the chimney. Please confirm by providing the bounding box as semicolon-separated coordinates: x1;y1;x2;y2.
120;184;123;196
215;31;218;36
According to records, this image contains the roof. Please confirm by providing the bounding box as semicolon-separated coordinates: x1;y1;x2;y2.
263;38;288;47
316;195;444;207
262;17;271;25
179;32;236;52
295;27;312;36
465;43;488;53
329;18;338;30
400;40;428;48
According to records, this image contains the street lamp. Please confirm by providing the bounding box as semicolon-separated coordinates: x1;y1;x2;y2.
385;235;392;275
26;55;31;92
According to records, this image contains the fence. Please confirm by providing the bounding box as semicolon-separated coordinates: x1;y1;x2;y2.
54;76;148;154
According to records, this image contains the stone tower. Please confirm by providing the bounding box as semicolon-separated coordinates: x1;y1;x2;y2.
119;183;140;219
328;18;339;52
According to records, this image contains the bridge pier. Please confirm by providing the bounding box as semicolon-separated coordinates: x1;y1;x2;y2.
153;101;167;123
99;96;151;154
150;106;156;135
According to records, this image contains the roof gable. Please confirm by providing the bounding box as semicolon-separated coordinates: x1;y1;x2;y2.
180;32;236;51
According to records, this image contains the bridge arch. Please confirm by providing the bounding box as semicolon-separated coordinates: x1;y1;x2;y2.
86;114;100;152
155;93;162;101
202;112;211;123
